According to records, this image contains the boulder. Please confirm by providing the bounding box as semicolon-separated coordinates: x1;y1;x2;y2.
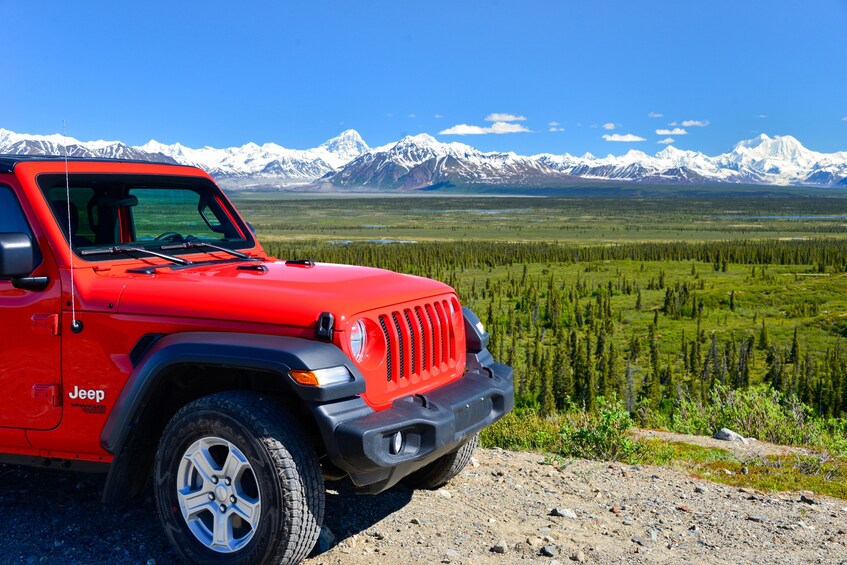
713;428;749;444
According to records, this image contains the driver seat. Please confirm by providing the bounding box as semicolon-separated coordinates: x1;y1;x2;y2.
51;200;93;247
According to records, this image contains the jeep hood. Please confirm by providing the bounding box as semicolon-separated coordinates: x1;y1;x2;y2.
114;260;454;330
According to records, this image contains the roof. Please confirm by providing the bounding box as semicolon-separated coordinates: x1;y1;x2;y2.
0;154;181;174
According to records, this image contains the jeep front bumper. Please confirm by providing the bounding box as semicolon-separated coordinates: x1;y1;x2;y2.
309;352;514;493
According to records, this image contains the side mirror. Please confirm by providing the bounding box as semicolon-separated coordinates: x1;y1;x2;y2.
0;233;34;277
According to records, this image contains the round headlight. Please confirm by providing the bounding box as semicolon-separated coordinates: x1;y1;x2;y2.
350;319;367;361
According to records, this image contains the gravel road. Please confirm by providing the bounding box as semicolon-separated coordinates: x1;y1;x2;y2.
2;447;846;564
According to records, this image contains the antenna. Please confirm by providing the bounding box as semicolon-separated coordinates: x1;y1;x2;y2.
62;121;82;333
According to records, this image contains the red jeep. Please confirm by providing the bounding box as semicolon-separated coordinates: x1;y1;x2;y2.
0;155;513;564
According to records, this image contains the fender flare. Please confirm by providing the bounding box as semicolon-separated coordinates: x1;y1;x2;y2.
100;331;364;505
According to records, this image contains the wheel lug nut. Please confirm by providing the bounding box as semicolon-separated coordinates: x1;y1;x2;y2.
230;495;237;503
219;504;226;513
225;477;231;486
211;476;219;484
208;493;215;500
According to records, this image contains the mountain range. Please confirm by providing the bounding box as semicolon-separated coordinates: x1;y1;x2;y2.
1;128;845;191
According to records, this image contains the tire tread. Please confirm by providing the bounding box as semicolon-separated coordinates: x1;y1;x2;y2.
402;434;478;490
155;391;324;565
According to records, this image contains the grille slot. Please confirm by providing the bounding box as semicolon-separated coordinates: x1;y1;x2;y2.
415;307;428;371
425;305;438;367
404;310;417;375
391;312;406;379
379;315;392;381
434;301;449;364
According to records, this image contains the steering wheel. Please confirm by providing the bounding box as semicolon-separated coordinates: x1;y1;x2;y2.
154;231;183;242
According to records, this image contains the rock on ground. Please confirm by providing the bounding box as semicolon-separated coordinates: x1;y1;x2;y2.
1;446;846;564
713;427;749;444
306;449;847;564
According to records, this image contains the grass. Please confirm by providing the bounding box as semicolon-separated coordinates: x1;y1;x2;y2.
481;403;847;499
231;193;847;244
232;191;847;499
639;440;847;499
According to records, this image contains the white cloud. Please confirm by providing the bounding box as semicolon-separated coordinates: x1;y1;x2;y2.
549;126;565;132
758;114;768;119
408;113;416;119
602;133;646;142
602;122;616;130
657;137;675;145
656;128;687;135
548;121;560;127
682;120;709;127
434;114;444;119
440;121;531;135
842;116;847;122
648;112;664;118
484;113;526;122
668;121;679;126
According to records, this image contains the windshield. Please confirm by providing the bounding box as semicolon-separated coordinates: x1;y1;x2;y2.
37;173;254;260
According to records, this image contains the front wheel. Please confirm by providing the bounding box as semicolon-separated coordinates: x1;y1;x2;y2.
402;434;478;490
153;391;324;564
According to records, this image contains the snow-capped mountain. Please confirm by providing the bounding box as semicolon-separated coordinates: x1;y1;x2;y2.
531;134;847;187
138;129;368;183
0;128;369;188
325;134;558;190
0;128;178;164
1;128;845;190
320;132;847;190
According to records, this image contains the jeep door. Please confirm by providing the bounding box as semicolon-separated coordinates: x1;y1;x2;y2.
0;179;63;430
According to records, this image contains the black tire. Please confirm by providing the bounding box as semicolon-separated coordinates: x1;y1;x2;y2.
153;391;324;565
402;434;478;490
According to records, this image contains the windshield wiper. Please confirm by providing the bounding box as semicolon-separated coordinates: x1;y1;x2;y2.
160;240;257;260
79;245;193;265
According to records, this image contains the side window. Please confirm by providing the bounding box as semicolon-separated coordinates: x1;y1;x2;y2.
0;185;42;266
0;185;34;234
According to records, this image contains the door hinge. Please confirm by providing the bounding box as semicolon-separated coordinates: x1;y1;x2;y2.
31;313;60;336
32;384;61;407
315;311;335;341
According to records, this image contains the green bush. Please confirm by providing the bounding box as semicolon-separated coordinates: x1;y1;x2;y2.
480;399;639;462
562;397;638;462
479;407;564;452
671;384;821;446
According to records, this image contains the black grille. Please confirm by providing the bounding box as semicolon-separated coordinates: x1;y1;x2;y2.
379;316;392;381
434;302;448;364
415;307;428;371
391;313;406;379
373;299;458;387
424;306;437;368
404;310;417;375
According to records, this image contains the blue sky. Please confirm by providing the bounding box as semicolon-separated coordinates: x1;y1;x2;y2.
3;1;846;155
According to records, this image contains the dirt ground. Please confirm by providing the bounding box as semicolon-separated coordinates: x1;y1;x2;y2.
307;448;847;564
2;443;846;564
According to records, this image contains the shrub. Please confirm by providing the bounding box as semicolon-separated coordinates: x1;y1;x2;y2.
671;384;821;446
479;407;564;452
562;397;638;462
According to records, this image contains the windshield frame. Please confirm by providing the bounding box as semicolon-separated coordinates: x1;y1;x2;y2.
36;173;257;262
